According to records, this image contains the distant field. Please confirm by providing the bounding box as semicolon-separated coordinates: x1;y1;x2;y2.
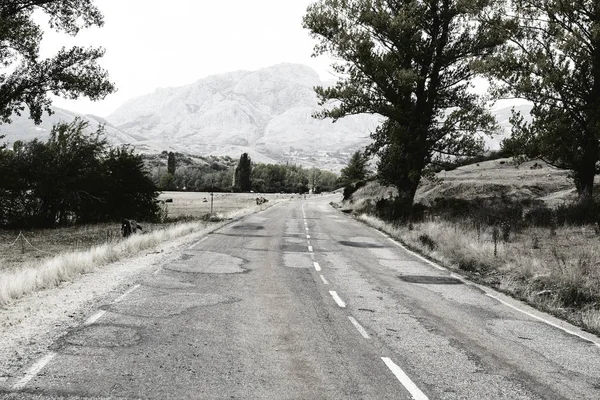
157;191;299;218
0;192;300;273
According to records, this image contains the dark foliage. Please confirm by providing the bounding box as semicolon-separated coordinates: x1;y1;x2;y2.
0;119;158;228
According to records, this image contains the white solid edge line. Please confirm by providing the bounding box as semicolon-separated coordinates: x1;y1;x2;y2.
320;275;329;285
189;236;208;249
386;236;445;271
381;228;600;347
314;262;321;271
485;293;600;347
308;245;314;252
348;316;370;339
84;310;106;326
381;357;428;400
12;352;57;390
373;223;600;348
329;291;346;308
114;284;140;303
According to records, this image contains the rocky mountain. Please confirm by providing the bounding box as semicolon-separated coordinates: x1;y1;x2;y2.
2;64;532;170
106;63;383;169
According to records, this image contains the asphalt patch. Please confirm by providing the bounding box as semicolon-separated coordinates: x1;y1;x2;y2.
232;224;264;230
398;275;464;285
166;251;247;274
339;240;385;248
104;293;239;318
62;324;141;348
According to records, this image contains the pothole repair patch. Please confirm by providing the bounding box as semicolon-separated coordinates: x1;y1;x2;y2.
64;325;141;348
105;293;238;318
166;251;246;274
140;275;196;290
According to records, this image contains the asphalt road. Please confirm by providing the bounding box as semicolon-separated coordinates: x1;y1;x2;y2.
4;196;600;399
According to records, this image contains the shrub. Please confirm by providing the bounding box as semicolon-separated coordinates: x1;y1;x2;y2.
418;234;436;251
524;205;554;227
555;200;599;226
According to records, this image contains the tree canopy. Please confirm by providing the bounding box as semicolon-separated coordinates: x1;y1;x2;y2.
339;150;369;185
0;119;158;228
304;0;509;212
0;0;114;127
484;1;600;200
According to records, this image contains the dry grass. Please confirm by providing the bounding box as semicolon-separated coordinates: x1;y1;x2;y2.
358;214;600;335
158;191;298;218
0;193;287;307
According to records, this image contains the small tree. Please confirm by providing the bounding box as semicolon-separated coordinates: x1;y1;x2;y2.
340;151;369;186
234;153;252;192
167;151;176;175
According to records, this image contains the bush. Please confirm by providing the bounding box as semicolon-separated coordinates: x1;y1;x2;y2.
524;205;555;227
555;200;599;226
343;181;367;201
418;234;436;251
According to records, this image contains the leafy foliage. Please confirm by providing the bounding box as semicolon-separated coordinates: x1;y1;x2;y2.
303;0;507;213
234;153;252;192
146;154;340;194
339;150;369;185
0;119;158;228
484;1;600;199
0;0;115;126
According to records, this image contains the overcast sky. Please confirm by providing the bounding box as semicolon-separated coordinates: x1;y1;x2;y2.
42;0;333;117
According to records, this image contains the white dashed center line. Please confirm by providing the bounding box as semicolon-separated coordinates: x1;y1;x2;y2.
320;275;329;285
329;291;346;308
189;236;208;249
381;357;428;400
84;311;106;326
308;245;314;252
306;235;311;239
12;352;57;391
348;316;370;339
114;284;140;303
313;262;321;271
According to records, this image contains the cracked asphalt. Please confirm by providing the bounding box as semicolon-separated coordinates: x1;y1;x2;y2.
3;196;600;399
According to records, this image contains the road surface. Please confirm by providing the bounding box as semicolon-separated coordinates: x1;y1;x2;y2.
3;196;600;399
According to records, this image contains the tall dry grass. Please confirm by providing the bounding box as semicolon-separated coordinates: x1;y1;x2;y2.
358;214;600;334
0;202;275;307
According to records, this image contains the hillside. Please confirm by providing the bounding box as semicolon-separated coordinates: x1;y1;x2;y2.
0;107;138;147
416;158;587;206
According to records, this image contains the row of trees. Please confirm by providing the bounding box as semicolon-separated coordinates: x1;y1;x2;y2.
0;119;158;228
304;0;600;215
152;153;340;194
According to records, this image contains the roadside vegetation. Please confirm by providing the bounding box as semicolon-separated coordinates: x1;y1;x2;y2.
0;196;285;307
339;161;600;335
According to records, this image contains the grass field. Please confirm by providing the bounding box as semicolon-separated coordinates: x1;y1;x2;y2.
158;191;299;218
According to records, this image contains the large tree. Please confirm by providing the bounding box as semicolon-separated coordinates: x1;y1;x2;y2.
0;0;115;127
484;1;600;201
303;0;508;212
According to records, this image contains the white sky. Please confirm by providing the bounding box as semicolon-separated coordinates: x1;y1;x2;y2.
41;0;334;117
